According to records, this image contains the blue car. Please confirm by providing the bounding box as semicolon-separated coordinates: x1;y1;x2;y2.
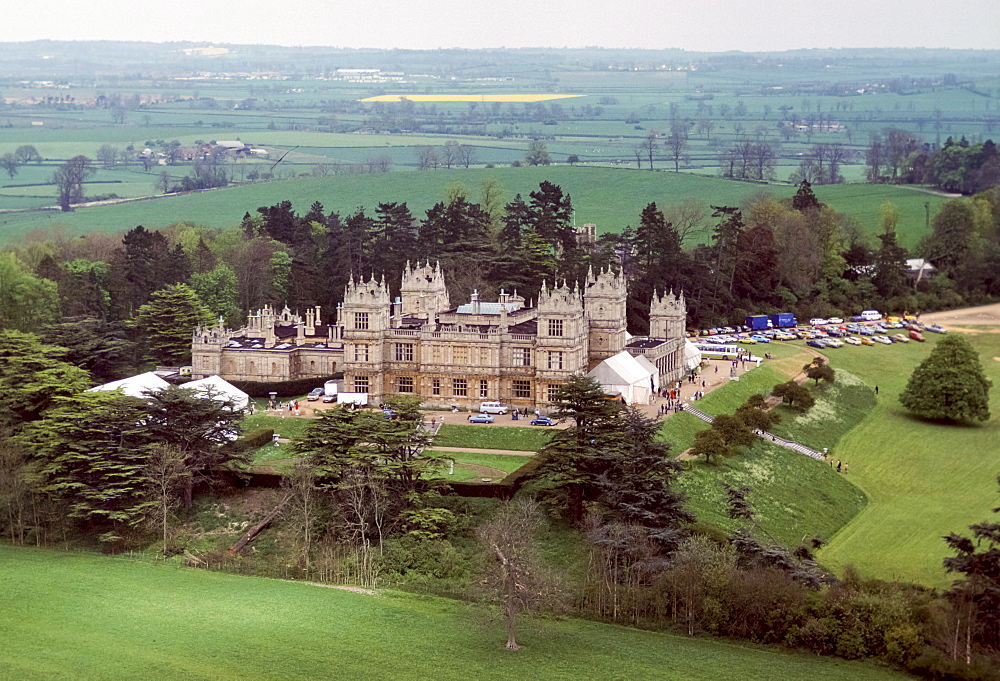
531;416;555;426
468;413;495;424
750;334;770;343
806;339;827;349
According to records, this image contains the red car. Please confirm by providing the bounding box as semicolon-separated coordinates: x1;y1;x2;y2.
909;330;926;342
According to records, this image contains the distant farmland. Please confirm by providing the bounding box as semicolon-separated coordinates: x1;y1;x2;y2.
359;94;585;102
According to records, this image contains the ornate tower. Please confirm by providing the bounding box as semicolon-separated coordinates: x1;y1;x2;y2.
535;280;587;377
649;289;686;340
399;260;450;320
583;265;628;365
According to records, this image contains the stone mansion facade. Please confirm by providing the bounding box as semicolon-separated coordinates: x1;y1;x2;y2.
192;262;687;409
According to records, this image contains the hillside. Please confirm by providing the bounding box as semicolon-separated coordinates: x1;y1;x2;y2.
0;546;913;681
0;166;945;248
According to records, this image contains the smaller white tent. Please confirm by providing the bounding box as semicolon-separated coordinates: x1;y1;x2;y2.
87;371;169;398
684;340;703;371
183;375;250;411
587;351;658;405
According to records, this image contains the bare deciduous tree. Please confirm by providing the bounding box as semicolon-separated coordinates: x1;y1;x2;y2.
144;444;190;556
476;498;562;650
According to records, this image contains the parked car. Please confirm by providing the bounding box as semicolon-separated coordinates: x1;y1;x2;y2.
806;339;827;349
860;337;875;346
531;416;555;426
322;394;336;403
873;335;893;344
909;330;926;342
827;317;844;324
844;336;861;345
468;413;495;424
858;326;875;336
926;324;947;334
307;387;324;401
809;318;827;326
824;339;844;348
750;335;770;343
892;334;910;343
479;401;509;414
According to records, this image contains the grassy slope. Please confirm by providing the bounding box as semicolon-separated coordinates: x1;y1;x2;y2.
663;350;868;548
814;331;1000;587
0;546;912;681
0;166;944;248
435;423;552;451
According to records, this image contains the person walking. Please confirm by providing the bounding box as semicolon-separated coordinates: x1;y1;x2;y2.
875;385;879;395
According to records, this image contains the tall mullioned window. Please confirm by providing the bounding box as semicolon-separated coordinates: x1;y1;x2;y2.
513;380;531;399
354;312;369;330
397;376;414;393
453;378;468;397
395;343;414;362
432;378;441;395
548;318;564;336
354;375;370;393
480;380;489;398
354;344;369;361
547;351;564;370
513;347;531;366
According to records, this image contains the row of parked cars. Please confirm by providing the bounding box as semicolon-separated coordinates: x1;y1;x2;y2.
699;318;947;348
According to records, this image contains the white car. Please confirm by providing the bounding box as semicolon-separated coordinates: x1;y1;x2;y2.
827;317;844;324
843;336;861;346
824;338;843;348
809;318;827;326
873;335;893;344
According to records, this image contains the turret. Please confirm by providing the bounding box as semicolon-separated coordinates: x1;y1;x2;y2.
400;260;450;319
650;289;686;339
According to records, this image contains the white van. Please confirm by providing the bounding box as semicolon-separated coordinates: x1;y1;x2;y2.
479;401;509;415
860;310;882;321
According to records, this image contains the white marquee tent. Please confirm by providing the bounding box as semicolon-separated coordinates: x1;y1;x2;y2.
684;340;703;371
587;351;658;405
87;371;170;398
183;375;251;411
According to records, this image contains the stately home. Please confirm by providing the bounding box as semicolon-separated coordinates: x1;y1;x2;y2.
192;262;687;409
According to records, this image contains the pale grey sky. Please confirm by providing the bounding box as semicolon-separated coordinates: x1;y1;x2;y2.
5;0;999;51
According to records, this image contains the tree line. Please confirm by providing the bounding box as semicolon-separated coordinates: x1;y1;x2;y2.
3;177;1000;385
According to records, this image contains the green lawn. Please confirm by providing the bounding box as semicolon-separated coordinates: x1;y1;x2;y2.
814;331;1000;586
0;546;913;681
435;424;553;451
428;451;533;482
241;412;315;441
0;166;945;248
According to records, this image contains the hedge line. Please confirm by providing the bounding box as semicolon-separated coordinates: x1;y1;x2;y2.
229;375;340;398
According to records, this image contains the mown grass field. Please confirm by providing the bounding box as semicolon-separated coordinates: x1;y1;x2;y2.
0;545;914;681
812;331;1000;586
434;423;553;451
428;451;533;482
0;165;946;248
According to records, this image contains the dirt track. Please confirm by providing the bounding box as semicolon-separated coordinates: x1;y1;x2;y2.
919;303;1000;331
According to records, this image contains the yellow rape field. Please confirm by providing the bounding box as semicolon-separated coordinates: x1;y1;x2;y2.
359;94;584;103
